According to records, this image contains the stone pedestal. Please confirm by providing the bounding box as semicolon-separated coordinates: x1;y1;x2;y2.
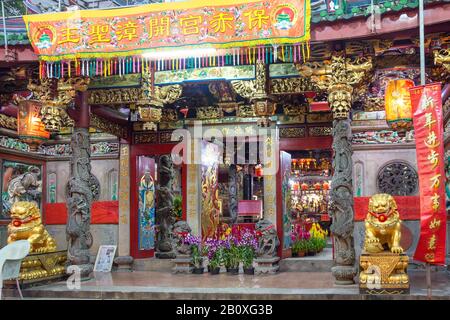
4;251;67;287
359;252;409;294
156;251;176;259
255;257;280;275
172;255;193;274
113;256;134;272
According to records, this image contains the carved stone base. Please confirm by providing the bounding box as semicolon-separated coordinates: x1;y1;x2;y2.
113;256;134;272
255;257;280;275
156;251;176;259
5;251;67;287
359;252;409;294
172;255;193;274
67;263;93;281
331;265;357;285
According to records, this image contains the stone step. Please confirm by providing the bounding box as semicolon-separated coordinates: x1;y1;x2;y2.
132;258;173;272
279;247;334;272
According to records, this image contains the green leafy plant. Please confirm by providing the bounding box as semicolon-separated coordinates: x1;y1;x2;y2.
224;244;241;269
209;246;225;270
173;195;183;220
240;245;255;269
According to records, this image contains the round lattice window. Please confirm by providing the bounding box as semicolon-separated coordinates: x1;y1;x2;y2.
377;162;418;196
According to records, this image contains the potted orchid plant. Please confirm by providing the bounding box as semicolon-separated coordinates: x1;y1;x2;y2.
239;229;258;275
204;238;224;275
224;236;240;275
184;234;204;274
291;227;310;257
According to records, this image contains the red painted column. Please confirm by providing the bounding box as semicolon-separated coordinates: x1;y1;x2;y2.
75;91;90;128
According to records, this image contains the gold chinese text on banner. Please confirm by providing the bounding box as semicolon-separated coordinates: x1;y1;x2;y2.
410;83;447;265
23;0;310;63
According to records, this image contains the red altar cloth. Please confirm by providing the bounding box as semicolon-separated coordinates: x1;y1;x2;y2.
44;201;119;225
354;196;420;221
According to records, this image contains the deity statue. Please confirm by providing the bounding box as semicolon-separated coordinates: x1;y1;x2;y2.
7;201;57;254
359;194;409;294
7;166;41;207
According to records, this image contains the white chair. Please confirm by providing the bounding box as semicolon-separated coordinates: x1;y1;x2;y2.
0;240;31;300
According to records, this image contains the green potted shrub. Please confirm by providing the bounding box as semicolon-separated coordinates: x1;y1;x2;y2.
297;240;308;257
291;241;300;257
306;238;316;256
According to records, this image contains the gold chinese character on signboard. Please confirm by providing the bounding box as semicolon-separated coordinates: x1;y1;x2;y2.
58;26;80;44
428;234;436;250
429;218;441;229
424;131;440;148
180;15;202;35
425;252;435;262
149;17;170;38
427;150;439;169
431;193;440;211
430;174;441;189
244;9;269;30
89;25;111;44
210;13;234;33
116;21;138;41
424;112;436;130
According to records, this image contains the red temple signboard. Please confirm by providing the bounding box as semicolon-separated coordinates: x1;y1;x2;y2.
23;0;310;62
410;83;447;265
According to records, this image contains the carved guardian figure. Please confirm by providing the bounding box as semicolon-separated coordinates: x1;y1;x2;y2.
7;201;57;253
364;194;403;254
359;194;409;293
171;221;192;256
255;219;279;257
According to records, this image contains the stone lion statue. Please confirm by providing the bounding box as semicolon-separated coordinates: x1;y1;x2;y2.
255;219;279;257
7;201;57;254
171;221;192;255
364;194;403;254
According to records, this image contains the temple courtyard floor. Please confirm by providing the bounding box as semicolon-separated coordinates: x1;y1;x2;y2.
4;268;450;300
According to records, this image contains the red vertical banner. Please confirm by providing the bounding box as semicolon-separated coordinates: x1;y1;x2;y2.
410;83;447;265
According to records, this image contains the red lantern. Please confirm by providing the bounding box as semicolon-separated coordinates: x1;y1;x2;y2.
17;100;49;151
255;164;263;177
301;183;309;191
314;182;322;190
385;79;414;133
323;181;330;190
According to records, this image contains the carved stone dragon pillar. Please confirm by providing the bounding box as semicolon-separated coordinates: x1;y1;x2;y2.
63;79;95;280
298;54;372;284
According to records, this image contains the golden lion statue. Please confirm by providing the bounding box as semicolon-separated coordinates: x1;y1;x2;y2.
7;201;57;254
364;194;403;254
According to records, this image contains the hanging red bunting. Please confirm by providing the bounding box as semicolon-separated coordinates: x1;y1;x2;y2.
410;83;447;265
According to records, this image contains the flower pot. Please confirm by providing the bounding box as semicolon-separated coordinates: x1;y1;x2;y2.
307;250;316;256
209;267;220;275
192;267;204;274
243;267;254;275
228;267;239;275
298;251;306;257
292;251;298;257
